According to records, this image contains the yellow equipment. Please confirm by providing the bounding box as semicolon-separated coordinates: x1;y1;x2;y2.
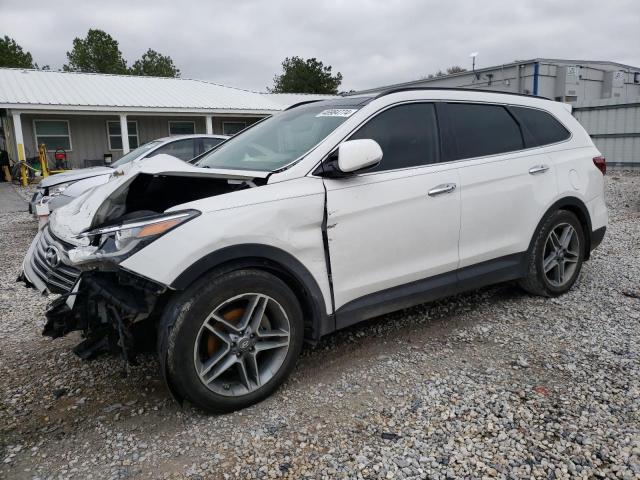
38;144;50;178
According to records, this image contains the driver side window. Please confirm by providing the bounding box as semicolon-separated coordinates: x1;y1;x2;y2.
349;103;440;172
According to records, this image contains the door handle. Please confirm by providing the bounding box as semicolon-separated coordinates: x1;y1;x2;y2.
529;165;549;175
428;183;457;197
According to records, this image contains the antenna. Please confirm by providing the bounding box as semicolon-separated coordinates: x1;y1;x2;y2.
470;52;480;80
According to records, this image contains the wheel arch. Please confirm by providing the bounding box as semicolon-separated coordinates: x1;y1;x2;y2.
170;244;332;342
530;196;593;260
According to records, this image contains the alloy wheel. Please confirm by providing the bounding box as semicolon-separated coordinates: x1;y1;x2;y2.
543;222;580;288
193;293;291;396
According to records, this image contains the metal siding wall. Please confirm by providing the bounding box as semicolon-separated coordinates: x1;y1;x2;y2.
17;114;270;168
573;100;640;165
21;114;115;167
131;116;208;143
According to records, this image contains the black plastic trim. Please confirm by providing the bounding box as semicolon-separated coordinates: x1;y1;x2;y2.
529;197;594;259
170;244;331;340
335;253;527;331
374;86;552;101
590;226;606;251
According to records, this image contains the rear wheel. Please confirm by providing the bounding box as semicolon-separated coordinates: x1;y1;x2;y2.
162;269;304;413
519;210;585;296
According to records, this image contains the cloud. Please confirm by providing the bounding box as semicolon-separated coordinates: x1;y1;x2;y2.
2;0;639;91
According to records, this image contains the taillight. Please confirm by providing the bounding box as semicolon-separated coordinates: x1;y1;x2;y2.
593;156;606;175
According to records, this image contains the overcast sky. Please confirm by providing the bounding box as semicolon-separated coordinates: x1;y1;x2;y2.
2;0;639;92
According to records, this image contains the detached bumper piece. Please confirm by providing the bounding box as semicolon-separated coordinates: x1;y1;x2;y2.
44;271;165;365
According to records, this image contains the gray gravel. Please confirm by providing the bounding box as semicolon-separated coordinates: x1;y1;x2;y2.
1;174;639;479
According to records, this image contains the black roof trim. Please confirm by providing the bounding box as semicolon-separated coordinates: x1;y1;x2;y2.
285;100;323;110
373;87;552;101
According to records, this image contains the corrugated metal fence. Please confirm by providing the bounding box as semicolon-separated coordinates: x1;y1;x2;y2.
572;99;640;166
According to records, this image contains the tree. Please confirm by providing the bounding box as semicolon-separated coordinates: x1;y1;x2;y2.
446;65;467;74
423;65;467;79
130;49;180;77
270;56;342;94
0;35;34;68
64;29;128;74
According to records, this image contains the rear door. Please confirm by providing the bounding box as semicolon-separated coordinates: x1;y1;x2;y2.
323;102;461;313
442;102;558;269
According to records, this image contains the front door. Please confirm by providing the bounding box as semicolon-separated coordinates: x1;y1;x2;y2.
322;102;461;317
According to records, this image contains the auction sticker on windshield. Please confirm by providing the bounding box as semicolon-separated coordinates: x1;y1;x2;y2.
316;109;358;117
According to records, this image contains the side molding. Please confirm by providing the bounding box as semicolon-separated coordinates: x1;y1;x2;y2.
335;253;527;331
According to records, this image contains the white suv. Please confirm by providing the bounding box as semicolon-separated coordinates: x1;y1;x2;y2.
22;89;608;412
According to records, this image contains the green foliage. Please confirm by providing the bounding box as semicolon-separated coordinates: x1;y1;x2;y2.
63;29;128;74
425;65;468;79
446;65;467;74
270;56;342;94
0;35;34;68
130;49;180;77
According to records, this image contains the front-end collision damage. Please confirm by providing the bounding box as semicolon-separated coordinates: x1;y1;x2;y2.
33;156;268;370
44;270;167;364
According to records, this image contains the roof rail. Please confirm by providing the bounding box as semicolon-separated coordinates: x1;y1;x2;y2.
285;99;324;110
373;86;551;101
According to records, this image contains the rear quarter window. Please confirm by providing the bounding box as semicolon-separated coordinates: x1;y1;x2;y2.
509;106;571;147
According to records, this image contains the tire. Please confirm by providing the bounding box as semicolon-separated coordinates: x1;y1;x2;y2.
161;269;304;413
519;210;585;297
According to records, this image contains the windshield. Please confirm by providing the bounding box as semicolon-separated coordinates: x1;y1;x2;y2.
111;141;163;167
197;103;362;171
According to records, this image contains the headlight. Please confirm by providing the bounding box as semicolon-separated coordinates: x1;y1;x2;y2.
70;210;200;264
49;181;75;197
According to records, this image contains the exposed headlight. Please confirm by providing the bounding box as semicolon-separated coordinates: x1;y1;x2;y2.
69;210;200;265
49;181;75;197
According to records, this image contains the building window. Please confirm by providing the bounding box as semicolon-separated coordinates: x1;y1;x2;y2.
169;121;196;136
222;121;246;136
34;120;71;151
107;121;139;150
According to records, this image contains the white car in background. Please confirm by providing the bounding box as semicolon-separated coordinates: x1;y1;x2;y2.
21;89;607;413
30;134;229;216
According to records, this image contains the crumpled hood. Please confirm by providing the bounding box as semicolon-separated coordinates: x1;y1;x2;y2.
40;166;114;188
48;154;268;243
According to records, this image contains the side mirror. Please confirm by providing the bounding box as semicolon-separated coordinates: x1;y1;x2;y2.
337;139;383;173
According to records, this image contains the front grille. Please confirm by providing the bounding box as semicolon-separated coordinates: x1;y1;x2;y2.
30;227;80;293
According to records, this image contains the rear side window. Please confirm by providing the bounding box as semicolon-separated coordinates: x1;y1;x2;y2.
509;106;571;147
201;137;224;154
148;138;197;161
445;103;523;160
349;103;439;172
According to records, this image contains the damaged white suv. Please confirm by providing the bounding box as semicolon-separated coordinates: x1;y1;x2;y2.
21;89;608;412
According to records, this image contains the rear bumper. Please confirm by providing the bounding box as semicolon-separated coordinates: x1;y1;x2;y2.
590;226;606;252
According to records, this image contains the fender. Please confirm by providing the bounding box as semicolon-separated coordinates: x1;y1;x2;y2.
529;196;595;259
170;244;333;341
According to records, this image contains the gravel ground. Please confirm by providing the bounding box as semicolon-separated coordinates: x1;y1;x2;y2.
1;174;639;479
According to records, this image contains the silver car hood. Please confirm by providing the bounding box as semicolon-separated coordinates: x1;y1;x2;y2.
48;154;269;243
40;166;114;187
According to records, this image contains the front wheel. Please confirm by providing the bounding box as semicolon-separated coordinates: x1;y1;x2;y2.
519;210;585;297
162;269;304;413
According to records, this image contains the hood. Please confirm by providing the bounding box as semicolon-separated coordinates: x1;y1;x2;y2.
49;154;268;242
40;166;114;187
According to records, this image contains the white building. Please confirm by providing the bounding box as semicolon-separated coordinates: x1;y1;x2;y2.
0;68;333;168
